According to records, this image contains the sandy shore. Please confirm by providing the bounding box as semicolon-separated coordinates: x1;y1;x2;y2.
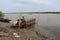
0;22;58;40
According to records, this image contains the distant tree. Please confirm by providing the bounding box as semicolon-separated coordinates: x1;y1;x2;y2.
0;11;4;18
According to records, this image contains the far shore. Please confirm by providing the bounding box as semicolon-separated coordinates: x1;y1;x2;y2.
4;12;60;14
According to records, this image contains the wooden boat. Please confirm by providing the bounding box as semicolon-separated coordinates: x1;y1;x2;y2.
11;19;36;28
0;18;11;23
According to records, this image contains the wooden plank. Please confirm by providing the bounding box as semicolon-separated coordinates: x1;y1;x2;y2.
0;33;9;37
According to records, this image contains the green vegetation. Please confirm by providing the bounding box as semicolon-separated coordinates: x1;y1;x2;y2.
0;11;4;18
5;12;60;14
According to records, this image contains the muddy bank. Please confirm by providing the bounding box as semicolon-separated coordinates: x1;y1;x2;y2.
0;22;58;40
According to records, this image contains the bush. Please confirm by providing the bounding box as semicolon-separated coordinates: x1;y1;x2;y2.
0;11;4;18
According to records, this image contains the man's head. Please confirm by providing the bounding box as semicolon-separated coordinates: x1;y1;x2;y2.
17;19;20;21
21;19;23;21
22;16;24;18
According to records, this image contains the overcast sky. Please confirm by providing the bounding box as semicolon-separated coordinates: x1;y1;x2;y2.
0;0;60;13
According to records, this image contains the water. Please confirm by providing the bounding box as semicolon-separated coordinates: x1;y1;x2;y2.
4;13;60;39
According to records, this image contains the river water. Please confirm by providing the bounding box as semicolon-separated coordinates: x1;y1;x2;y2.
4;13;60;39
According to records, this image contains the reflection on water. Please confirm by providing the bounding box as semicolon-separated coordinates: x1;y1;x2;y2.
4;13;60;39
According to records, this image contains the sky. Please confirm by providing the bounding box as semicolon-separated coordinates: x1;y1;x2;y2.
0;0;60;13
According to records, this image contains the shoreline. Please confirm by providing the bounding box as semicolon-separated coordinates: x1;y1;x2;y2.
34;26;58;40
0;22;59;40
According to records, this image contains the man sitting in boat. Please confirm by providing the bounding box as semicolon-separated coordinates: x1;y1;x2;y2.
13;16;27;28
13;19;22;28
21;16;27;28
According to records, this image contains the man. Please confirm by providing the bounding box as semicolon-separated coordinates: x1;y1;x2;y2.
13;19;22;28
16;19;20;27
21;16;27;28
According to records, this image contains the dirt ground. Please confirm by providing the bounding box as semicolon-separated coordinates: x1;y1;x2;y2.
0;22;58;40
